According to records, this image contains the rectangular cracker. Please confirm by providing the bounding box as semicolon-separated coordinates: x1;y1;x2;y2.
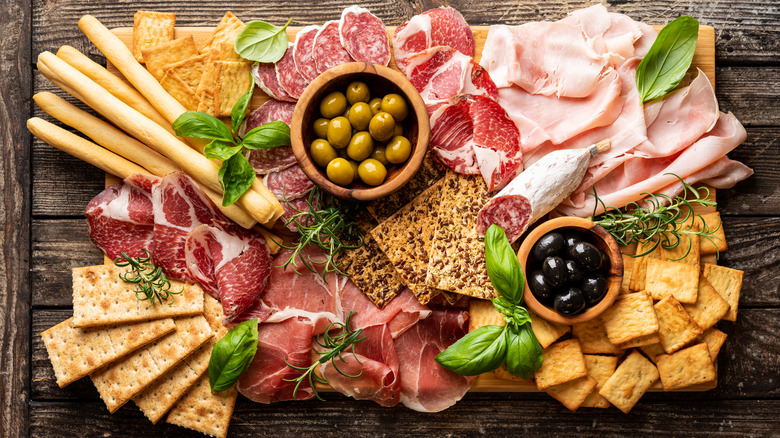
629;240;662;291
468;299;504;332
580;355;618;408
696;328;728;362
616;333;661;349
367;154;446;223
656;343;716;391
196;60;252;117
90;315;214;413
600;292;659;345
493;364;531;382
599;350;659;413
529;309;570;349
698;212;727;255
683;275;730;331
703;263;743;322
534;339;588;390
545;376;598;412
661;233;700;266
200;11;245;55
72;264;204;328
640;343;666;363
161;71;201;111
655;295;703;354
40;317;175;388
167;373;238;438
133;11;175;63
165;53;209;91
645;258;699;303
338;233;406;309
142;35;199;81
620;254;634;294
572;319;620;355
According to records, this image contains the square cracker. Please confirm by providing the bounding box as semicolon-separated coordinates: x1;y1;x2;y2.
72;264;204;328
545;376;598;412
196;60;252;117
142;35;199;81
133;11;175;63
629;240;662;291
529;309;569;349
645;258;699;303
534;339;588;390
493;364;532;382
580;355;618;408
200;11;245;55
165;53;209;91
655;295;703;354
599;350;659;413
656;343;716;391
696;328;728;362
616;333;661;349
573;319;620;355
468;299;504;332
640;343;666;363
703;263;743;322
698;212;727;255
620;254;634;294
600;292;658;345
661;233;700;266
161;71;201;111
167;373;238;438
40;317;175;388
683;275;730;331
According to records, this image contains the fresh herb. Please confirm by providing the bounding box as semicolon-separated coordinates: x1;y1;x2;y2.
113;250;183;307
172;76;290;206
208;318;259;392
435;225;543;379
636;16;699;103
234;19;293;63
284;311;366;401
589;173;721;259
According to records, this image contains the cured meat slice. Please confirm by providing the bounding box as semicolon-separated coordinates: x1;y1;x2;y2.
293;25;320;83
312;21;353;74
340;282;430;338
394;308;475;412
85;174;159;260
275;43;309;99
251;62;296;102
237;317;315;403
263;164;315;201
244;100;297;174
429;97;478;174
279;196;315;233
393;7;475;73
338;6;390;65
245;99;296;129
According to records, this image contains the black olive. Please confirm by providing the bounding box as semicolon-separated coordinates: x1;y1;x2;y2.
531;232;564;261
554;287;586;315
542;256;567;287
529;270;555;305
568;241;602;270
562;230;581;254
581;273;607;305
564;259;584;284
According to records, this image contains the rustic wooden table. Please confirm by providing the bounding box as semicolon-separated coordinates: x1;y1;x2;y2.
2;0;779;436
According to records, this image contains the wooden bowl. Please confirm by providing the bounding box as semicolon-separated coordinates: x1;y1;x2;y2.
517;217;623;325
291;62;429;201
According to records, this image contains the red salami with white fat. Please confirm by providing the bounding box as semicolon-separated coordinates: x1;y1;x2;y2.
252;62;296;102
275;43;309;99
263;164;315;201
312;21;354;74
244;100;297;174
293;25;321;82
339;6;390;65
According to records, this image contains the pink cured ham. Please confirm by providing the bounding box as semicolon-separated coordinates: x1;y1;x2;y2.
263;164;315;201
312;21;353;74
185;221;272;322
293;25;321;82
394;308;475;412
252;62;296;102
151;172;225;282
244;100;297;174
429;97;478;174
275;43;309;99
393;7;475;74
85;174;159;260
237;317;315;403
338;6;390;65
340;282;431;338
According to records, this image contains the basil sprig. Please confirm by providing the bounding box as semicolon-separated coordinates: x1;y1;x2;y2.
172;75;290;206
235;19;292;63
636;16;699;103
208;318;259;392
435;225;543;378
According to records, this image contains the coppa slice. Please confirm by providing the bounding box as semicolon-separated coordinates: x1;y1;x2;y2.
244;100;297;174
292;25;320;82
275;43;308;99
312;20;354;74
262;164;315;201
251;62;296;102
393;7;475;73
338;6;390;65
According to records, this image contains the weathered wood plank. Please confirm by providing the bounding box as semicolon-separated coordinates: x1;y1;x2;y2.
718;129;780;217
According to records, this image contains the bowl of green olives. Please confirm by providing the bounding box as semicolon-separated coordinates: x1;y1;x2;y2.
517;217;623;325
291;62;429;201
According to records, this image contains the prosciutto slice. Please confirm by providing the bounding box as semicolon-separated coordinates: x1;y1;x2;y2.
340;282;431;338
392;7;475;73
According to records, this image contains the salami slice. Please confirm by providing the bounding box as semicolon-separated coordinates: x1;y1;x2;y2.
475;196;532;244
312;20;354;74
339;6;390;65
279;196;314;232
245;99;296;129
251;62;296;102
293;25;321;83
275;43;309;99
263;164;315;201
244;100;297;174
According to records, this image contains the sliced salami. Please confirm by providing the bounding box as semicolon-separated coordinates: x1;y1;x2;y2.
244;100;298;174
279;196;316;232
293;25;321;82
245;99;296;129
312;20;354;74
339;6;390;65
263;164;315;201
275;43;309;99
252;62;296;102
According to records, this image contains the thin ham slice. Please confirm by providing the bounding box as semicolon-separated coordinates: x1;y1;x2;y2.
340;282;431;338
393;7;475;74
293;25;321;83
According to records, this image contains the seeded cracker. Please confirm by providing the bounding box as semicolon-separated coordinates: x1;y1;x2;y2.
683;275;730;331
132;11;175;63
580;355;618;408
534;339;588;390
167;372;238;438
599;351;658;413
141;35;199;81
656;343;716;391
600;292;658;345
573;319;620;355
645;258;699;303
426;172;495;299
654;295;703;354
200;11;245;55
367;154;446;222
696;328;728;362
702;263;743;322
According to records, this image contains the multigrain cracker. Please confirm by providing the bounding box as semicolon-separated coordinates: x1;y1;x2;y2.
534;339;588;390
600;292;658;345
629;240;662;291
656;343;716;391
698;212;727;255
367;154;446;222
200;11;245;55
338;233;406;308
620;254;634;294
696;328;728;362
580;355;618;408
654;295;703;353
616;333;661;349
167;372;238;438
544;376;598;412
703;263;743;322
645;258;699;303
598;350;659;413
683;275;730;331
572;319;620;355
142;35;199;81
133;11;175;63
529;309;570;348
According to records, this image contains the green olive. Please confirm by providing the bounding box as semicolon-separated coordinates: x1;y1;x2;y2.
369;112;395;142
393;122;404;138
347;160;360;179
347;102;372;131
327;116;352;148
320;91;347;118
381;93;408;121
368;97;382;115
386;136;412;164
346;81;370;105
370;145;388;165
326;158;354;186
347;131;374;161
313;118;330;139
310;139;337;167
358;159;387;186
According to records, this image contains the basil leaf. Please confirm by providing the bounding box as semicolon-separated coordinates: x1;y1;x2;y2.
492;297;514;318
231;75;254;135
242;121;291;150
218;153;256;206
208;318;259;392
205;140;243;160
235;19;292;63
636;16;699;103
435;324;507;376
172;111;235;143
485;225;524;305
504;322;543;380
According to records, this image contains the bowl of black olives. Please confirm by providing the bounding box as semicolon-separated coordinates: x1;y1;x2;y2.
291;62;429;201
518;217;623;325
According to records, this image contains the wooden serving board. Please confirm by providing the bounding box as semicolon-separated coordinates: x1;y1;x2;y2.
107;23;717;393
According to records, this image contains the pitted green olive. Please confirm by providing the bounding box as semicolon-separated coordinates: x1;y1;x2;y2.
368;112;395;142
327;116;352;148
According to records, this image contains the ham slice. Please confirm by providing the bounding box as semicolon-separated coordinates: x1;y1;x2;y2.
340;283;431;338
393;7;475;74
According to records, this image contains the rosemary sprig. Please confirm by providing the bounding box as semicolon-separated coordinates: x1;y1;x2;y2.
589;174;722;260
114;249;183;306
284;311;366;401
